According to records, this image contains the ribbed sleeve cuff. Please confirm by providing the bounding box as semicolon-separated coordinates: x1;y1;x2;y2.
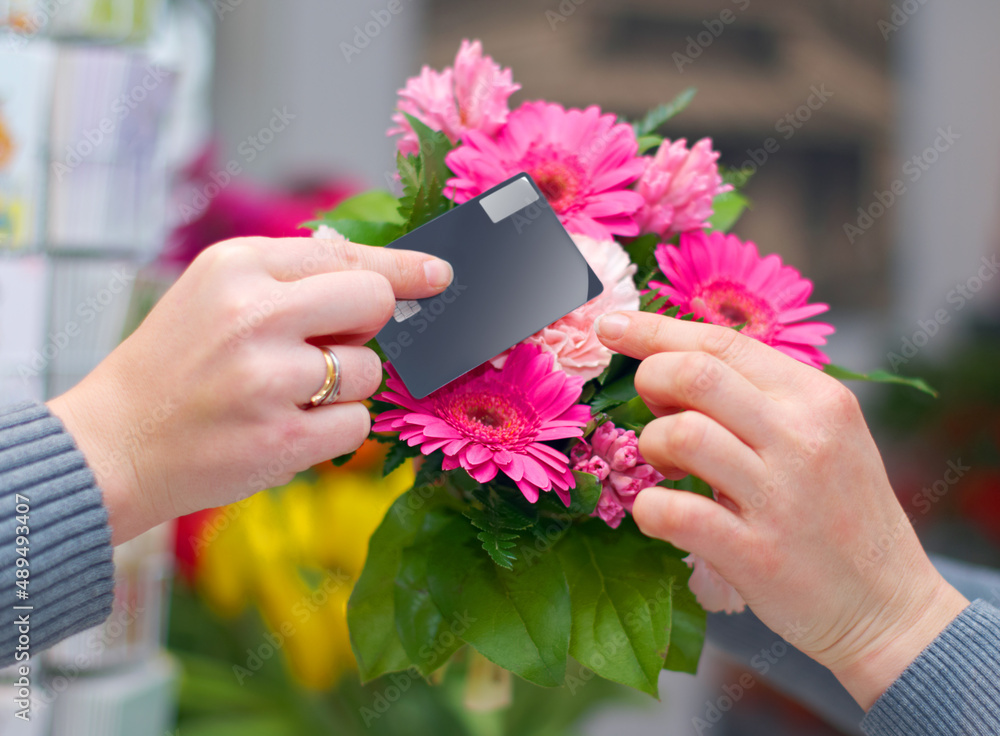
862;599;1000;736
0;401;115;667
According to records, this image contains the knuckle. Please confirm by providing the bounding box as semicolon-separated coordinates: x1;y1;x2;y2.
197;239;259;274
331;239;365;271
664;411;708;458
701;324;744;363
676;353;723;401
818;381;860;426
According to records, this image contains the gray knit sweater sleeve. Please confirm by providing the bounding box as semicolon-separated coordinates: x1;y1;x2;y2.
0;401;115;667
861;599;1000;736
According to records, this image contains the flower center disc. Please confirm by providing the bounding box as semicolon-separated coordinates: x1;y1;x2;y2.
695;279;777;341
439;388;537;450
528;155;584;214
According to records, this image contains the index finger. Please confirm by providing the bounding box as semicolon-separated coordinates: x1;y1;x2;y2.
258;236;453;299
595;311;810;393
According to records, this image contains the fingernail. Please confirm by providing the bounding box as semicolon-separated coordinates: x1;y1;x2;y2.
596;313;629;340
424;259;453;289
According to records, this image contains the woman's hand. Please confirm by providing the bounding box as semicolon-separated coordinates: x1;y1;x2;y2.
47;236;453;546
595;311;969;710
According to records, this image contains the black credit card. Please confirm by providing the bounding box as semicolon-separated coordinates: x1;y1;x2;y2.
376;172;604;399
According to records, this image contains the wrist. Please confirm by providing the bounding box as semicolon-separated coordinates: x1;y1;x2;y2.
828;574;969;710
46;364;158;545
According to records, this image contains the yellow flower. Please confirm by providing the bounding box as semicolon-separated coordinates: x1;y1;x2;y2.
196;462;413;690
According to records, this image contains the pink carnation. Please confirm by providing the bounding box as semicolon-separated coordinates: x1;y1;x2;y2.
685;555;746;614
373;344;590;505
491;234;640;380
445;101;645;240
388;39;520;156
570;422;664;528
635;138;731;237
648;231;835;369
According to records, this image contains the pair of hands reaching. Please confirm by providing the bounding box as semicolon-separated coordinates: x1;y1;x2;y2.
48;236;965;711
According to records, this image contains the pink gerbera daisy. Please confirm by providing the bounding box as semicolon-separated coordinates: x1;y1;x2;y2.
648;231;835;368
388;39;520;156
445;101;645;240
372;344;591;504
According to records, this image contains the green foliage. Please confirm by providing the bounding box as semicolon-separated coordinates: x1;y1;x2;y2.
324;190;404;223
568;471;602;516
347;485;454;682
382;441;421;477
636;135;662;155
591;375;638;414
632;88;697;137
556;519;693;695
640;292;670;314
302;217;401;246
397;114;455;233
709;190;750;233
426;515;572;688
464;486;538;570
606;395;657;432
823;363;938;398
394;508;464;675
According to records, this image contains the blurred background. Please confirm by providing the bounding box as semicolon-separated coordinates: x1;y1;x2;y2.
1;0;999;734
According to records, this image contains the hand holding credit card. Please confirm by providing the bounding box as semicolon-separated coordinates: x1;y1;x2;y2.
376;173;604;399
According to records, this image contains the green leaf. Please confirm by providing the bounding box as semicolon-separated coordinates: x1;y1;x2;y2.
330;451;356;467
640;293;670;314
607;395;657;432
394;507;464;675
720;165;754;189
427;516;571;687
568;471;602;516
557;519;696;696
383;441;421;477
591;374;638;413
632;88;697;137
396;113;455;233
823;363;938;398
625;233;660;269
597;352;634;387
464;485;538;568
347;485;454;681
663;575;706;674
323;189;404;224
708;191;750;233
636;134;663;155
302;217;401;246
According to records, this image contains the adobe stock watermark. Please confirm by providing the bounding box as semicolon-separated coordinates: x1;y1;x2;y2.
878;0;929;40
546;0;587;31
51;65;172;182
854;458;970;572
35;602;147;708
672;0;751;73
381;281;469;361
178;107;296;223
212;0;244;21
340;0;411;64
1;0;72;51
886;254;1000;371
844;126;961;245
692;621;806;734
727;84;835;188
359;609;476;726
18;266;136;381
232;570;352;685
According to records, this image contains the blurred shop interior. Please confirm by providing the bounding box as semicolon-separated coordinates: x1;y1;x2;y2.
1;0;999;734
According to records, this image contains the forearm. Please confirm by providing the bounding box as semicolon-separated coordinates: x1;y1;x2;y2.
0;402;115;666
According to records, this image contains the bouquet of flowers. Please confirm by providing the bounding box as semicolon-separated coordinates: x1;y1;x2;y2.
308;40;933;699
